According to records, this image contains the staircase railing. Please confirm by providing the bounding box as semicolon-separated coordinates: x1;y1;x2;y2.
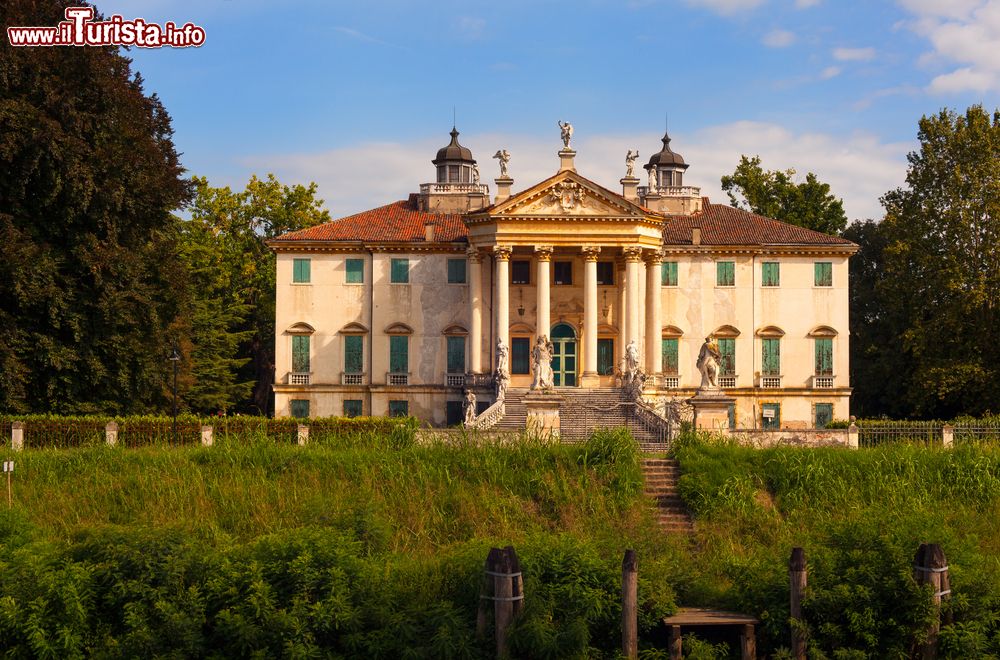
632;397;674;443
466;400;505;431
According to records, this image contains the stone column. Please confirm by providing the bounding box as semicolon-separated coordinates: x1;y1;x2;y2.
494;246;512;352
535;246;552;342
582;247;601;386
468;248;483;373
644;251;662;377
617;257;627;366
624;247;643;354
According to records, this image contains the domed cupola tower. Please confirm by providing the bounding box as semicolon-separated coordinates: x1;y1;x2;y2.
639;130;701;216
417;127;489;213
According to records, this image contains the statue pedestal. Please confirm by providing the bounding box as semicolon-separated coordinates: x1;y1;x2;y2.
494;177;514;204
558;149;576;172
524;391;563;438
620;176;639;203
688;390;734;433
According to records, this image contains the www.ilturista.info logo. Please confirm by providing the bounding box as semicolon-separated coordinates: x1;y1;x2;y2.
7;7;205;48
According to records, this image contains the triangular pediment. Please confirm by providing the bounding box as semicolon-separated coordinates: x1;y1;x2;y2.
489;171;648;218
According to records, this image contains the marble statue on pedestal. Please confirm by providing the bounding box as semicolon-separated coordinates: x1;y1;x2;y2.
463;390;477;424
530;335;554;390
558;120;573;149
495;339;510;402
696;336;721;390
625;150;638;178
493;149;511;178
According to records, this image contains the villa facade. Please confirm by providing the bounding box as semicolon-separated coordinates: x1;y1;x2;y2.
268;127;857;429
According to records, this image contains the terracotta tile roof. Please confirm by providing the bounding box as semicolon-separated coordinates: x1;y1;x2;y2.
662;199;855;246
271;195;469;243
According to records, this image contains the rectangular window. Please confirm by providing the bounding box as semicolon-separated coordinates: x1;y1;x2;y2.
762;338;780;375
447;258;467;284
597;262;614;285
343;399;362;418
388;400;409;417
446;400;463;426
814;403;834;429
511;260;530;285
554;261;572;285
716;261;735;287
345;258;364;284
390;258;409;284
292;258;311;284
661;338;679;375
344;335;363;373
446;336;465;373
290;399;310;419
815;338;833;375
662;261;678;287
511;337;530;374
815;262;833;287
292;335;310;373
761;262;780;287
389;336;408;373
718;338;735;376
762;403;780;430
597;338;615;375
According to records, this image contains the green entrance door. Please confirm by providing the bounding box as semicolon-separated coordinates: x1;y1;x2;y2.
550;323;577;387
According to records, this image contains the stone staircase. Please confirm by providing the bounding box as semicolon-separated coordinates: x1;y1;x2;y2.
642;457;694;534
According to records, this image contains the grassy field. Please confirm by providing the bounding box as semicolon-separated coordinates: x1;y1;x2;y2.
0;429;999;658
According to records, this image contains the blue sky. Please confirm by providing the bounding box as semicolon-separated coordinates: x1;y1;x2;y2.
96;0;1000;220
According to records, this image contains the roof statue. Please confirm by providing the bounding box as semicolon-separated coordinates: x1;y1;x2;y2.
648;167;657;191
558;120;573;149
493;149;511;178
472;163;480;185
626;149;638;178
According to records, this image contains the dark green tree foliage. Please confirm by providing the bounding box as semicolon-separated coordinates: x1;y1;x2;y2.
0;1;191;413
721;155;848;235
187;175;329;414
865;106;1000;418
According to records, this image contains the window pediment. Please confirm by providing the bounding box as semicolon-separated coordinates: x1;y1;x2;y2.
662;325;684;338
339;322;369;334
509;322;534;335
712;325;740;338
442;323;468;336
807;325;838;338
756;325;785;338
385;322;414;335
285;322;315;335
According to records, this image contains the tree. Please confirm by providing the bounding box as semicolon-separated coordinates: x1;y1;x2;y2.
721;155;848;235
873;106;1000;418
187;175;329;414
0;1;191;413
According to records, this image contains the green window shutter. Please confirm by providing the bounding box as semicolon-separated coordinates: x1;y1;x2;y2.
762;403;780;429
762;338;780;375
293;258;311;283
727;403;736;430
389;336;408;373
815;262;832;287
446;336;465;373
343;400;362;417
815;338;833;375
762;262;780;287
597;338;614;375
716;261;735;286
346;258;364;283
814;403;833;429
661;261;678;286
344;335;363;373
718;338;735;375
290;400;310;418
390;258;409;284
292;335;310;373
661;338;679;374
511;338;530;374
447;259;467;284
389;400;408;417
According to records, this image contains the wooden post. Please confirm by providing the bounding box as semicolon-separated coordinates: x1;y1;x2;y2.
622;549;638;658
741;624;756;660
297;424;309;446
477;548;501;640
201;425;213;447
669;624;682;660
914;543;949;659
789;547;807;659
10;422;23;452
505;545;524;617
494;548;514;658
105;421;118;447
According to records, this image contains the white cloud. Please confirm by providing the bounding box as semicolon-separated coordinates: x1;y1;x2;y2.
899;0;1000;93
795;0;821;7
682;0;767;16
762;29;796;47
455;17;486;40
820;65;842;79
241;122;908;222
832;46;876;61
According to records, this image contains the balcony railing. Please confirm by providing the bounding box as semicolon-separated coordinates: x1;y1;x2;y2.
444;374;466;387
718;375;737;388
812;375;835;389
660;375;680;389
386;372;410;386
342;373;366;386
464;373;495;388
419;182;489;195
637;185;702;198
759;375;782;389
289;372;310;385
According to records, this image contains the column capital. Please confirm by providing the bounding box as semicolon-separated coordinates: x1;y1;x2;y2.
623;246;643;263
493;245;512;261
534;245;554;261
580;246;601;262
643;249;663;266
466;247;483;263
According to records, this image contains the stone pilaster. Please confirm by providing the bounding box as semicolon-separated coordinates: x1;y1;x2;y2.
534;246;552;343
581;246;601;387
468;248;483;373
644;251;662;379
494;246;512;353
